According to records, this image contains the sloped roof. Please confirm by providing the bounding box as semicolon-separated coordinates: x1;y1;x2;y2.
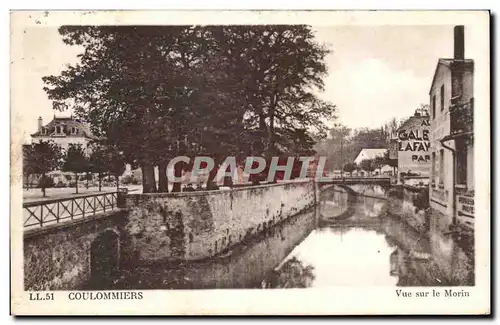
31;116;97;139
428;58;474;95
397;115;428;132
354;148;387;162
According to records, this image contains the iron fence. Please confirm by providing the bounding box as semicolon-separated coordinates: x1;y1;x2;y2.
23;192;119;229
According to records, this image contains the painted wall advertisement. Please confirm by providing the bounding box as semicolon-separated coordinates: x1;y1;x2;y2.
397;117;431;175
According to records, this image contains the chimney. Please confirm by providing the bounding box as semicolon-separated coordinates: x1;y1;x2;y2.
454;25;464;60
37;116;43;131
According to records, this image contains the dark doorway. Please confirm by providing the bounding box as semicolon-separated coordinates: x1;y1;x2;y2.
90;230;120;289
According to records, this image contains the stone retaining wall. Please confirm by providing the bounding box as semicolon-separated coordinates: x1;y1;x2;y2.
124;180;316;262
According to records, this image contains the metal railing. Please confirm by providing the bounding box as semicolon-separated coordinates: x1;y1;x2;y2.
23;192;119;229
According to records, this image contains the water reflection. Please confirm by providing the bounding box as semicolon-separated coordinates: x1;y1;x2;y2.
265;257;315;288
106;185;474;289
110;207;317;289
270;227;399;287
271;186;474;288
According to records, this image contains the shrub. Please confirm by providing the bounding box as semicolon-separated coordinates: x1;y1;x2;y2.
413;188;430;212
122;175;139;185
37;175;55;188
387;186;404;200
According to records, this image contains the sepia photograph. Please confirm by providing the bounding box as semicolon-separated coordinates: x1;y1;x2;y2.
10;10;490;315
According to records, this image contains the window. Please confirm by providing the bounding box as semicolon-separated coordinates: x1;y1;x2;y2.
432;95;436;119
440;85;445;111
71;127;76;134
56;126;61;134
439;149;444;184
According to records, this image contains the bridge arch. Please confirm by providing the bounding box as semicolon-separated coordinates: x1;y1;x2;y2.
319;185;358;221
318;183;391;224
90;228;120;288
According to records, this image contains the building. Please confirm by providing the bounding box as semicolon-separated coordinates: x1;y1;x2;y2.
30;115;97;152
395;109;431;184
379;164;394;176
28;116;99;187
353;148;387;165
428;25;474;230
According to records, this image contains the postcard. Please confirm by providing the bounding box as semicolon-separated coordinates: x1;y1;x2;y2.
10;10;490;315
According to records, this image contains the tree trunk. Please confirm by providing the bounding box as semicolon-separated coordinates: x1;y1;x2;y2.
98;173;102;192
267;115;275;157
158;162;169;193
220;160;233;187
266;93;279;157
86;173;89;188
172;162;183;193
259;110;267;130
206;159;219;190
75;173;79;194
141;162;157;193
116;175;119;191
41;173;46;197
223;175;233;187
206;169;218;189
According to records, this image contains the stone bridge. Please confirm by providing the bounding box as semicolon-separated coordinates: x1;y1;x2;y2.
318;182;429;233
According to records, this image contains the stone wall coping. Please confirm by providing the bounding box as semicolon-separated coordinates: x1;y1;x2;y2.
402;184;428;193
390;184;428;193
23;209;126;239
126;179;313;200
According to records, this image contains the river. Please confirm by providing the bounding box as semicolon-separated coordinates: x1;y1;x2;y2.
107;186;474;290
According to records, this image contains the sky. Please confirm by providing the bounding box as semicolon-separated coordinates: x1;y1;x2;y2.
16;25;467;144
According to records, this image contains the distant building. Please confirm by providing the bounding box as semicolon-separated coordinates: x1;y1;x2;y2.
353;148;387;165
379;164;394;176
428;25;474;230
27;116;99;187
30;115;97;152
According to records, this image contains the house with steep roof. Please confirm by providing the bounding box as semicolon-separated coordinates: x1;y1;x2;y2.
30;115;98;152
353;148;387;165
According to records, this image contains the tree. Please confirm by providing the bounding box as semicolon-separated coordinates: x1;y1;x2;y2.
360;159;375;176
105;145;126;191
42;26;336;193
342;162;356;176
22;145;35;190
88;143;108;191
23;140;62;197
373;155;386;175
62;144;89;194
232;26;336;156
383;150;398;174
313;124;351;171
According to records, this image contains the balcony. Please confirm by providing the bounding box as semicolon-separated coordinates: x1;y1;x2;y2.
449;98;474;136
